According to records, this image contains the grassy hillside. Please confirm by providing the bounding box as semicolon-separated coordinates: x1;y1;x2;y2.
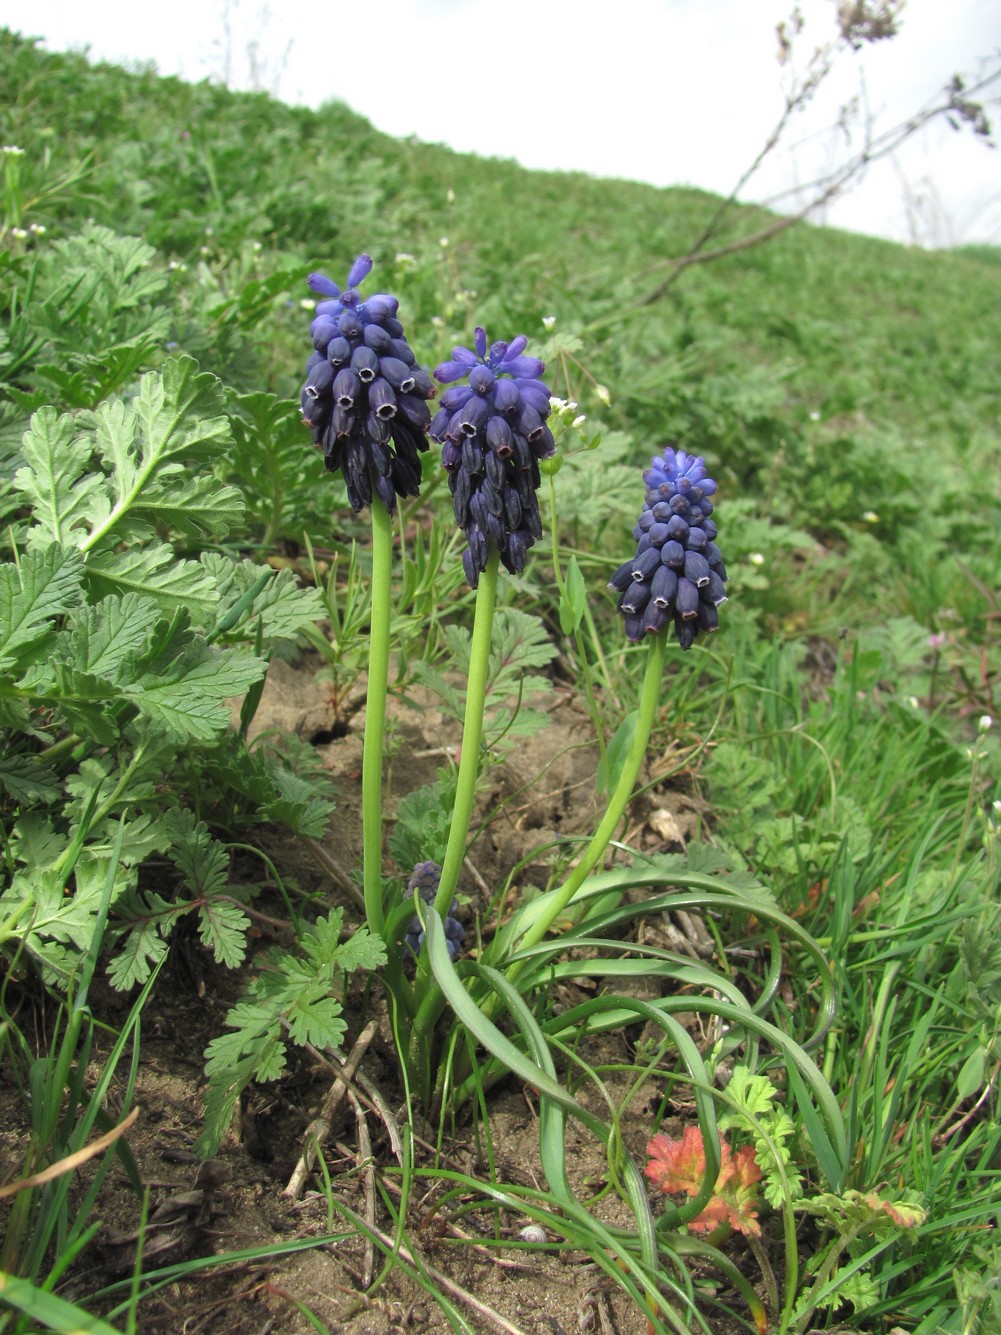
1;27;999;1335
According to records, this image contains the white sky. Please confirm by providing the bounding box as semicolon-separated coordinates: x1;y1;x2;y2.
4;0;1000;246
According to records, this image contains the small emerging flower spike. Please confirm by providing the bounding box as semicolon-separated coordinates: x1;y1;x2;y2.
611;447;727;649
402;860;464;962
431;327;554;587
300;255;436;514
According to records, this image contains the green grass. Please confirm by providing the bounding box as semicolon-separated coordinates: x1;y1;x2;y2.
1;24;999;1335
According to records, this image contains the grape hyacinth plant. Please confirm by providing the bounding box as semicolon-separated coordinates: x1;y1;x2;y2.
299;255;436;940
295;265;847;1332
498;446;728;958
420;330;555;941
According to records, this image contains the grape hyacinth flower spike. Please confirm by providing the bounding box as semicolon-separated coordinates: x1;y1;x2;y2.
610;447;727;649
403;860;464;963
431;327;554;588
300;254;436;514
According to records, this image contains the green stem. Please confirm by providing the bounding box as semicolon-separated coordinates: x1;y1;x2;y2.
363;502;394;936
512;631;666;956
35;732;81;766
433;549;499;922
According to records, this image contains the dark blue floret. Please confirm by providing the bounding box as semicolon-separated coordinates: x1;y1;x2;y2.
431;326;553;587
300;255;436;515
401;860;465;963
613;447;727;649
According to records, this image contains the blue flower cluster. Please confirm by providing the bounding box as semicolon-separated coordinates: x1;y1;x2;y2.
300;255;436;514
431;329;554;588
402;860;465;963
610;447;727;649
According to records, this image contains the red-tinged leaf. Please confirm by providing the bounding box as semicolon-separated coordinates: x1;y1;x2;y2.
732;1143;763;1188
685;1195;736;1233
645;1126;709;1196
646;1127;763;1237
722;1193;762;1237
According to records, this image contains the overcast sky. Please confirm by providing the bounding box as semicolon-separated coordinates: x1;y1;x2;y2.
5;0;1000;246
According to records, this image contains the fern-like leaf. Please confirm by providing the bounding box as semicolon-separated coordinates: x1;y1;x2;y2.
0;542;84;673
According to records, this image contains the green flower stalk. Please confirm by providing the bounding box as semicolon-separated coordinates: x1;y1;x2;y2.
433;547;499;926
511;631;667;955
362;500;394;934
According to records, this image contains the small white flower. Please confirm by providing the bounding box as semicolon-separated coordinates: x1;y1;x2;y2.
446;188;455;204
299;297;316;311
595;384;611;407
549;396;568;413
1;145;25;156
572;414;587;428
439;236;449;248
992;800;1001;815
10;227;27;239
749;552;765;567
29;222;46;235
809;410;821;422
542;314;556;331
395;252;416;267
978;714;993;733
862;510;879;524
204;225;214;235
252;240;262;251
199;245;211;255
907;696;920;709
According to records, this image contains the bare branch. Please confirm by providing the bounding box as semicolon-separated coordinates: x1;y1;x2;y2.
635;4;1001;307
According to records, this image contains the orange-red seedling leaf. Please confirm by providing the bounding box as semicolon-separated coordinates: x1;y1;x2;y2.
645;1126;709;1196
731;1143;763;1189
646;1127;763;1237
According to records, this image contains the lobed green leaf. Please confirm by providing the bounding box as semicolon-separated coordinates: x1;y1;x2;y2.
0;542;85;673
14;407;107;546
124;643;266;741
85;541;219;616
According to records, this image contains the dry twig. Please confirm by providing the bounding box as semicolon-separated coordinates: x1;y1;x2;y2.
284;1019;378;1199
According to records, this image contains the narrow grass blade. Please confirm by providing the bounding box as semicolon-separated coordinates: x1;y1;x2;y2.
0;1271;122;1333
